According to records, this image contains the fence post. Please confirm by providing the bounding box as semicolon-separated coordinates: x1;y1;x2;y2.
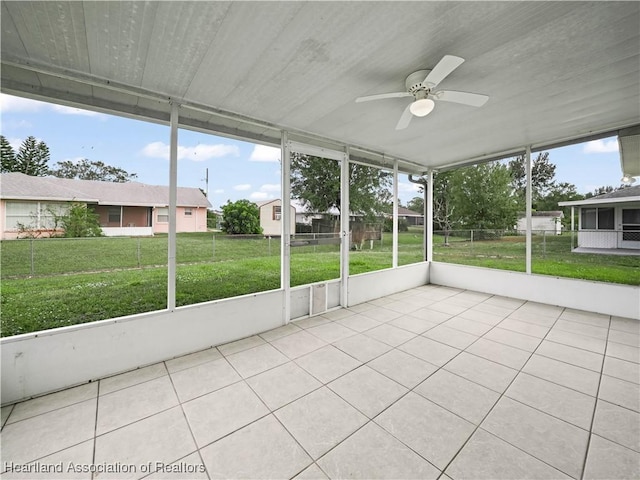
470;230;474;256
313;233;317;254
543;230;546;258
30;238;35;276
137;237;142;268
268;236;271;256
212;234;216;260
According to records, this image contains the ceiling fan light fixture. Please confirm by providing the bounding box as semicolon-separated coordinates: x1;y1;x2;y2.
621;174;636;184
409;98;435;117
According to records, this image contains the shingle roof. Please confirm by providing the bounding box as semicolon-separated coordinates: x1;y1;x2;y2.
588;185;640;200
0;173;210;207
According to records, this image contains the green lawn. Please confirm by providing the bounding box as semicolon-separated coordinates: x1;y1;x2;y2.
433;232;640;285
1;230;637;337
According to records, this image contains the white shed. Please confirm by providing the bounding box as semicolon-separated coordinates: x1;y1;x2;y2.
256;199;296;236
516;211;563;235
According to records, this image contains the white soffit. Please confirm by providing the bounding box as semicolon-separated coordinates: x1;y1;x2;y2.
1;1;639;172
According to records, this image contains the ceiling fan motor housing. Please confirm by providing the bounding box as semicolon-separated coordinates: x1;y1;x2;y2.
406;70;431;93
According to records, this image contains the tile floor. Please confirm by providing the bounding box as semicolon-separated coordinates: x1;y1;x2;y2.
1;285;639;480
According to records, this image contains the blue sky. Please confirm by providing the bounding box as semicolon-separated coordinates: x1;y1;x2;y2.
0;93;624;210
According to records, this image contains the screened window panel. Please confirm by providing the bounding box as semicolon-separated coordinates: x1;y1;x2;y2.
597;208;614;230
581;208;596;229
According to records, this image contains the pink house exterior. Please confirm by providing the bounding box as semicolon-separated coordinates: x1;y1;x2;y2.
0;173;210;239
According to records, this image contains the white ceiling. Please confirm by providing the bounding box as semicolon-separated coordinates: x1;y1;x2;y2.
1;1;639;174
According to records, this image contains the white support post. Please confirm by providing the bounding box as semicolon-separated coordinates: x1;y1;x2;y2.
525;146;532;275
392;160;399;268
120;205;123;228
167;102;179;310
281;132;291;324
571;205;575;249
340;148;350;307
426;170;434;262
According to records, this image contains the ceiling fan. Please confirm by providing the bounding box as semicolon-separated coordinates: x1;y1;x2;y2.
355;55;489;130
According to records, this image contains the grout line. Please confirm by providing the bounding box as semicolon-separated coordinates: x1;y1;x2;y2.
165;364;212;480
579;315;612;480
433;303;567;477
91;380;100;480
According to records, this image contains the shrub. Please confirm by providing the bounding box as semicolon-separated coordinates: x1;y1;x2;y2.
221;199;263;234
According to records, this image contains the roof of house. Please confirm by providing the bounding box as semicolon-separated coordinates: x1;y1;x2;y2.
398;206;423;217
517;211;564;218
559;185;640;207
0;173;211;208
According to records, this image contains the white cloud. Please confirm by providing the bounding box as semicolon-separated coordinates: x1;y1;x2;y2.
397;182;421;193
583;139;619;154
249;192;272;201
260;183;280;192
0;94;45;113
51;104;105;117
141;141;240;161
213;189;224;194
249;145;281;162
233;184;251;191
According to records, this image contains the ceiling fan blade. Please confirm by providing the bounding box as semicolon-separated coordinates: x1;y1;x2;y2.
356;92;413;103
395;103;414;130
434;90;489;107
423;55;465;88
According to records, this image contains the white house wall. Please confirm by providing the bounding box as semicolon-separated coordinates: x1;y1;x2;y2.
430;262;640;320
578;231;618;249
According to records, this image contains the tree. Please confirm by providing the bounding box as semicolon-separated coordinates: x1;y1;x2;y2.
406;197;424;214
7;136;51;176
49;158;137;182
59;203;103;237
0;135;18;173
536;182;584;229
221;199;262;234
290;153;392;219
433;171;458;245
583;185;629;199
451;162;520;232
508;152;556;207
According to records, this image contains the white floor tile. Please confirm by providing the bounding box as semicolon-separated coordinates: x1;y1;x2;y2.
328;366;407;418
97;375;178;435
247;362;321;410
275;387;367;459
317;422;440;480
446;429;571;480
295;345;361;384
415;369;500;425
376;392;475;470
1;399;96;466
367;349;438;389
94;407;197;480
481;397;589;479
224;343;289;379
170;357;241;402
199;414;311;480
583;434;640;480
182;381;269;448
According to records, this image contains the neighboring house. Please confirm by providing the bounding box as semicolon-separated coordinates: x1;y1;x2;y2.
515;211;563;235
0;172;211;239
397;206;424;226
559;185;640;251
256;199;296;236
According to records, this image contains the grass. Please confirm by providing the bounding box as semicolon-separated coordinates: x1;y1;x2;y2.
433;232;640;285
1;230;637;337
